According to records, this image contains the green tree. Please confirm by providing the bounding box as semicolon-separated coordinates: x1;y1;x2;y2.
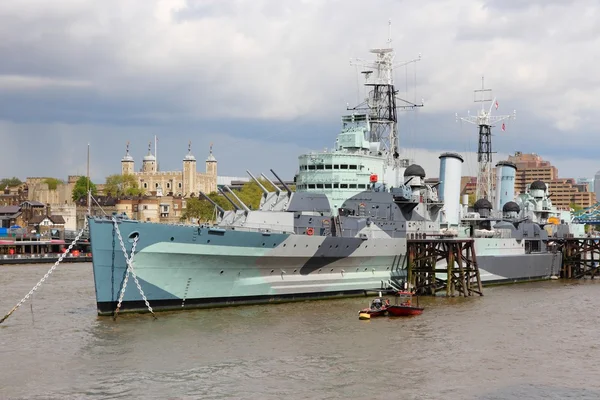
72;176;97;202
570;202;583;213
183;193;232;222
0;177;22;188
104;174;144;197
468;193;476;207
43;177;63;190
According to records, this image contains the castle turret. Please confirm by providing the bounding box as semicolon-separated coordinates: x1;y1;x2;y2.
183;141;197;196
121;141;134;175
203;144;217;194
142;141;157;173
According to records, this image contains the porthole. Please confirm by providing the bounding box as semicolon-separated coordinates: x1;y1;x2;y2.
127;231;140;243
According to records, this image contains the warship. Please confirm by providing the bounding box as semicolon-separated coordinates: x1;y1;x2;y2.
88;34;578;315
88;34;438;315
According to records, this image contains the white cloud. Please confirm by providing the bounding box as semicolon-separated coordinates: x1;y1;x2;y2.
0;0;600;182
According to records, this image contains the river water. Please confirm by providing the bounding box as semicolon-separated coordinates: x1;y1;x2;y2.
1;262;600;399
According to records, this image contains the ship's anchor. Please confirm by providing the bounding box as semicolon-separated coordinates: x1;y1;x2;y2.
0;218;90;325
111;217;156;320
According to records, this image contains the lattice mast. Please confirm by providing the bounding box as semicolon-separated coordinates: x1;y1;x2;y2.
457;77;515;202
348;20;423;168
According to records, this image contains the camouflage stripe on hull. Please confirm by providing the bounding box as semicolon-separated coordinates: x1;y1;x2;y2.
89;218;407;315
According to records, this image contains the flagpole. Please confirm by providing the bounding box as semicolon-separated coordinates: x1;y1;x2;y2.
87;143;91;216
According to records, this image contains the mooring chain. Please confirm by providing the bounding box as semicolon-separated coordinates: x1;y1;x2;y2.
0;218;90;325
112;218;156;320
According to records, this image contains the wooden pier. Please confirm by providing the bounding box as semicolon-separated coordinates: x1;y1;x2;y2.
547;237;600;279
405;238;483;297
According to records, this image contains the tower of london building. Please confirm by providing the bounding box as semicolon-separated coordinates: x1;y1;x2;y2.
121;141;217;197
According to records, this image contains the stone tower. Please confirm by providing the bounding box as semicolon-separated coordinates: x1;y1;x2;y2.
183;141;197;196
121;141;135;175
206;143;217;177
142;141;157;173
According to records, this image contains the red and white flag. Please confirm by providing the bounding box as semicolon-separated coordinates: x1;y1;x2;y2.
501;122;506;131
495;100;499;110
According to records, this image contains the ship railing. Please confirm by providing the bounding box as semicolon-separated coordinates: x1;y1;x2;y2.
1;252;91;260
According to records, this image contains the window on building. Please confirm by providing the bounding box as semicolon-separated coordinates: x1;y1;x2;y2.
178;182;182;189
143;183;148;189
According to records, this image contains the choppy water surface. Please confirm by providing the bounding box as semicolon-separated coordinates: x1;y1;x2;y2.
1;263;600;399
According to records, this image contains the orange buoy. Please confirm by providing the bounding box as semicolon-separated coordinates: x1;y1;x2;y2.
306;227;314;236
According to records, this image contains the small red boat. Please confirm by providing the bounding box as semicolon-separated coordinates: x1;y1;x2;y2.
358;296;390;318
386;291;424;317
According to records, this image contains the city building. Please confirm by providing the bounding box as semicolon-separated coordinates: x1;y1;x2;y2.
577;178;594;193
594;171;600;202
506;152;595;210
121;141;217;197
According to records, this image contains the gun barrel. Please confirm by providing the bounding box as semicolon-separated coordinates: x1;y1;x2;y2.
199;191;225;215
246;170;269;195
270;169;292;196
224;185;251;213
261;173;281;195
218;187;240;211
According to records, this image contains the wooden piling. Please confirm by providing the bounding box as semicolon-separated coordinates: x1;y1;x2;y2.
406;238;482;297
548;237;600;279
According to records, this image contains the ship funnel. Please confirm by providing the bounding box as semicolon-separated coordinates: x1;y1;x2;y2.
261;173;281;195
494;161;517;212
270;169;292;197
199;191;225;216
218;187;240;211
438;152;464;226
246;170;269;195
223;185;251;213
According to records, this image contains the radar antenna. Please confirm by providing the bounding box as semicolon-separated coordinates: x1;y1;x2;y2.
348;20;423;168
456;77;516;202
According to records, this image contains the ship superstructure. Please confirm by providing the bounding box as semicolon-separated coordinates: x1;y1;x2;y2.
431;80;583;283
295;23;422;214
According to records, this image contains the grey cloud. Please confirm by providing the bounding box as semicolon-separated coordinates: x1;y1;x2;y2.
0;0;599;183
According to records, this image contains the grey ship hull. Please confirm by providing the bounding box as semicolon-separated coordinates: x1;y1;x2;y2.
88;217;407;315
478;253;560;284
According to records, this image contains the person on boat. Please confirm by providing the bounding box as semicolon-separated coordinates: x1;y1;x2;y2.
372;298;382;309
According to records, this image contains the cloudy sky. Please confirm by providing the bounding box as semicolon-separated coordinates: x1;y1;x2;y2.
1;0;599;184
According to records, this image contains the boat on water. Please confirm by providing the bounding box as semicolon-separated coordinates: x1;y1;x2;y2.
87;30;581;316
358;296;390;318
386;291;423;316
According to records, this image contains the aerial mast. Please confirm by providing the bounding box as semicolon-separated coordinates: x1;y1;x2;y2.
348;20;423;169
456;77;516;202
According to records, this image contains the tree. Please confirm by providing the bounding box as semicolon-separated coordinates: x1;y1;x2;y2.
183;193;232;222
468;193;476;207
43;178;63;190
72;176;97;202
570;202;583;213
104;174;144;197
0;177;22;188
